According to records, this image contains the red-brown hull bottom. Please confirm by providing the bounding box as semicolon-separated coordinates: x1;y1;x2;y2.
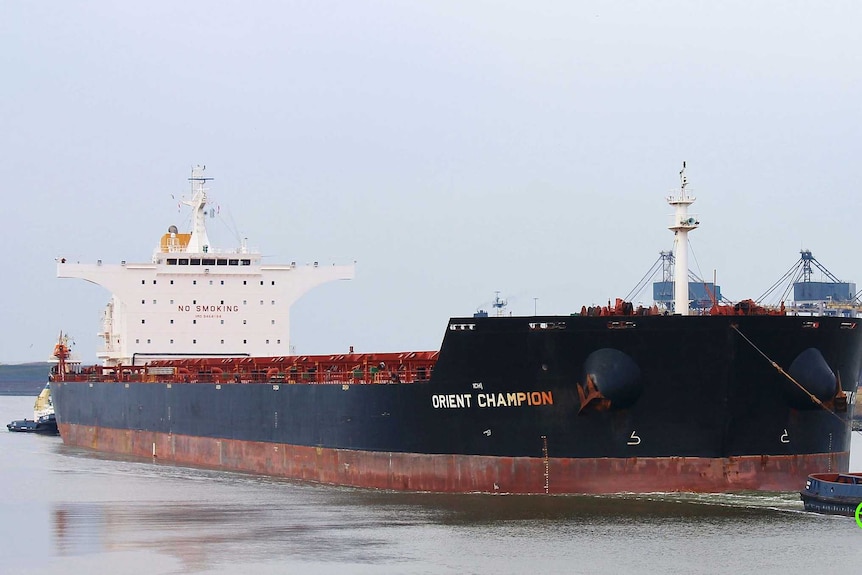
58;423;844;493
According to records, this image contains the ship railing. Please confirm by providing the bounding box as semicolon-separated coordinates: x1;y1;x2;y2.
161;245;260;255
60;353;439;385
134;365;436;385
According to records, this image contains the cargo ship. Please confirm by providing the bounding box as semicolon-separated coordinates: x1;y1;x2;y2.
51;166;862;493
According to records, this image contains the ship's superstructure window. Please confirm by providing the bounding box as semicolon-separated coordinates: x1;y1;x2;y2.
153;280;157;285
243;281;247;285
243;300;247;305
141;280;145;285
152;300;156;304
243;339;247;344
136;339;140;344
220;280;224;285
260;300;263;305
272;281;275;285
167;259;177;265
179;259;188;265
266;339;270;344
217;259;227;266
271;300;275;305
147;339;151;344
170;299;174;304
193;320;197;324
243;320;247;325
191;259;201;265
141;319;145;324
170;320;174;324
229;259;238;265
260;281;264;286
193;339;196;344
203;259;215;266
209;280;213;285
193;280;197;285
220;320;224;324
220;339;224;344
241;259;251;265
170;339;174;344
271;320;275;325
141;299;145;304
170;280;174;285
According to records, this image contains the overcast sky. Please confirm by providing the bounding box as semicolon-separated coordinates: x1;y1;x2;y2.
2;1;859;363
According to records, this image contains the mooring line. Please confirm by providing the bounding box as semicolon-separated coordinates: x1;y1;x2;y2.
730;324;847;425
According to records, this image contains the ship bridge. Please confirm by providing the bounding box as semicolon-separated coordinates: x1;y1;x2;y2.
57;167;355;366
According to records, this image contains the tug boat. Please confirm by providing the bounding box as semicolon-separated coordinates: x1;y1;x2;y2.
800;472;862;516
6;383;59;435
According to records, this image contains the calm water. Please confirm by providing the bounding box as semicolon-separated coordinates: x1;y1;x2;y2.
2;395;861;575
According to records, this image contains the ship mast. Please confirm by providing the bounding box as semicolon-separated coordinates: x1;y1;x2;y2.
667;162;699;315
183;165;213;254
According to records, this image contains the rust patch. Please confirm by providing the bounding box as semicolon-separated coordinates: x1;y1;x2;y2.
57;423;845;494
577;374;611;413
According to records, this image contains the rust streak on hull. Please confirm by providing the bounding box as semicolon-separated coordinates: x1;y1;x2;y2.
59;422;846;494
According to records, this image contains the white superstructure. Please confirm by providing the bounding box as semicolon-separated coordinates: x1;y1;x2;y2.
57;167;354;366
667;162;699;316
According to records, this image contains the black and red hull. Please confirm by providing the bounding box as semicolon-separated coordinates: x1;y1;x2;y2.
52;314;862;493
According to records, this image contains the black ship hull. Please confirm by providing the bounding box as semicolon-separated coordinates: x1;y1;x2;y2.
52;314;862;493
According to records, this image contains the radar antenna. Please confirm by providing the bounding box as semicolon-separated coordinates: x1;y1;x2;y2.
492;291;508;317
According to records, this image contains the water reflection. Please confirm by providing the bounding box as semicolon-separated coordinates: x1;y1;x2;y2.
52;481;811;573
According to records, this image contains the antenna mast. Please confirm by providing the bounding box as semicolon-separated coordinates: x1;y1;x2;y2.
667;162;699;315
183;165;214;254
